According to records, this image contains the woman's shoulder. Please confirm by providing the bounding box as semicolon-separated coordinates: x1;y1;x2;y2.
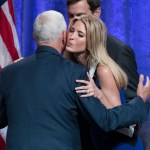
96;64;112;77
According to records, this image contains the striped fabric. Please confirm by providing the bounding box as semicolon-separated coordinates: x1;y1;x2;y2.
0;0;21;68
0;135;5;150
0;0;20;149
0;127;7;150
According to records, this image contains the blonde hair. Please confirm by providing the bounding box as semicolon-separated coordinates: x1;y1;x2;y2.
65;15;128;89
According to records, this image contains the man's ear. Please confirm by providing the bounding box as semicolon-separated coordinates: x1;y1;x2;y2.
93;7;101;18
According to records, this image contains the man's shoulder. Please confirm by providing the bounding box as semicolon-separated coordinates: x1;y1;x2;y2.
63;58;86;76
107;34;127;48
1;55;35;74
60;59;87;92
106;34;134;60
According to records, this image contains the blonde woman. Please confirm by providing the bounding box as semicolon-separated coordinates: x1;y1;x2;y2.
64;15;144;150
65;15;127;109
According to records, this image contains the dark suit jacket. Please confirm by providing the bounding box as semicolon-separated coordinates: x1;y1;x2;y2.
107;35;139;100
0;46;148;150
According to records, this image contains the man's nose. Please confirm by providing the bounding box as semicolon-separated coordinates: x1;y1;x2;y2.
69;15;81;22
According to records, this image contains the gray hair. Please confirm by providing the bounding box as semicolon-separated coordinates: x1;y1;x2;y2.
33;10;67;43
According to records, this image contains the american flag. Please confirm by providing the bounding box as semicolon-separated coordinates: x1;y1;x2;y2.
0;0;21;149
0;0;21;68
0;127;7;149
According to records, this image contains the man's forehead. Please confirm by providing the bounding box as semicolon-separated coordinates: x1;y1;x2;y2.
67;0;91;15
68;10;88;16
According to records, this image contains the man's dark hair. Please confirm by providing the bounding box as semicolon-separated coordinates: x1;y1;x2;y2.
67;0;100;13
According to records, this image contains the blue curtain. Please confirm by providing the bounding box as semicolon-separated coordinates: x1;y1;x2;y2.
13;0;68;56
12;0;150;76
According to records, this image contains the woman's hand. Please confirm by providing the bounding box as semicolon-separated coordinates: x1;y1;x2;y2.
75;71;113;108
75;72;100;97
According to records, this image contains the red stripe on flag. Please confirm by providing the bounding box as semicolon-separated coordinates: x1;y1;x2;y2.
0;135;5;150
8;0;15;23
0;7;19;61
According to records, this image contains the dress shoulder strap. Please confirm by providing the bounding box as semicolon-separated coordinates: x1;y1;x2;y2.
89;62;99;78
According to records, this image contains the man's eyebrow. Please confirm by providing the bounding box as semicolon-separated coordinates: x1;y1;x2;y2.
68;13;86;16
76;13;86;16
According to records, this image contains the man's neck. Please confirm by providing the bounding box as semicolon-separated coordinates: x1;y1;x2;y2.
38;41;63;54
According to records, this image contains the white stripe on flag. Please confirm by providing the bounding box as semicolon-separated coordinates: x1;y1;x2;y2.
0;35;13;68
0;127;7;142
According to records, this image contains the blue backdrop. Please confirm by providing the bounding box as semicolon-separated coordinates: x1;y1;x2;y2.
12;0;150;76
